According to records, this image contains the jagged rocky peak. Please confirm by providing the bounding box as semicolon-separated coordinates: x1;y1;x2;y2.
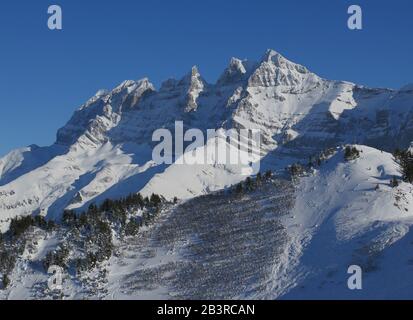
130;78;156;97
248;49;316;87
261;49;308;72
159;66;206;112
137;77;155;89
117;78;156;112
179;66;204;87
217;57;249;86
180;66;206;112
160;66;204;90
113;79;137;93
160;78;179;91
112;78;155;96
95;89;110;98
56;77;155;146
99;77;155;109
81;78;154;110
79;89;109;110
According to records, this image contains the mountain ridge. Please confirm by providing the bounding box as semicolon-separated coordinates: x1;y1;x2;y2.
1;49;413;231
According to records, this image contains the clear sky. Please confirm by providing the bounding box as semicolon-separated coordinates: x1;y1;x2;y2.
0;0;412;156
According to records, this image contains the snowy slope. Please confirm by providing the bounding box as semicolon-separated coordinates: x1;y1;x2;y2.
112;146;413;299
279;145;413;299
4;145;413;299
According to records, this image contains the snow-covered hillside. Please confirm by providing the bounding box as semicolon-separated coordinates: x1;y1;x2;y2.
3;145;413;299
282;145;413;299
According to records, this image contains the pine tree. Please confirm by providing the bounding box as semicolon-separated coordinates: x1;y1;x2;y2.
245;177;254;191
150;194;162;207
390;176;399;188
144;197;150;207
62;210;77;225
393;148;402;158
290;163;304;177
308;156;313;168
78;213;88;226
100;199;114;212
34;215;47;229
88;203;98;215
2;274;10;289
124;219;140;236
136;193;144;208
344;146;360;161
46;220;55;231
256;172;262;185
9;216;34;237
394;150;413;183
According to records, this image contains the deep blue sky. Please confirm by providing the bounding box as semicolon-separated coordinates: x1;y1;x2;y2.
0;0;412;156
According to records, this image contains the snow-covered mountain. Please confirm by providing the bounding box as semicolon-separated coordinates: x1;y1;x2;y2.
1;49;413;232
2;49;413;299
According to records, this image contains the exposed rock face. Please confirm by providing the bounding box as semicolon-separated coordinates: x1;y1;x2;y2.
56;79;155;146
1;49;413;227
217;57;249;86
248;49;318;88
183;66;205;112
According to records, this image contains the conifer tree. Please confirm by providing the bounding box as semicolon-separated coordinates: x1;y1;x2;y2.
235;184;243;194
390;176;399;188
2;274;10;289
245;177;253;191
344;146;360;161
394;150;413;183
